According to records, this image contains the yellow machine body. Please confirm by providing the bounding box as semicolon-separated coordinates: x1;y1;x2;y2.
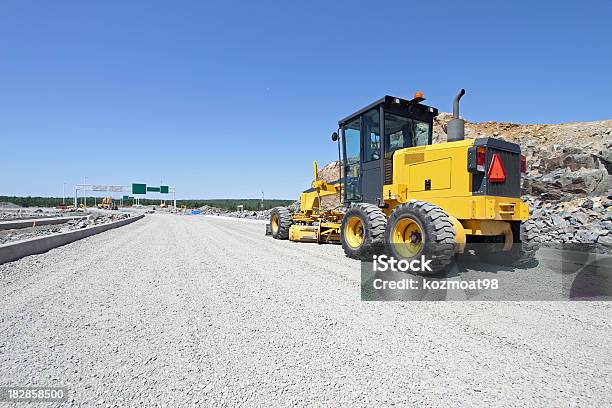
285;161;344;243
288;221;341;243
287;143;527;253
97;197;115;210
381;139;528;221
379;139;528;252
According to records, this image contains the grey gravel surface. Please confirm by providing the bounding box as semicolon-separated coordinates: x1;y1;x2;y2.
0;214;610;406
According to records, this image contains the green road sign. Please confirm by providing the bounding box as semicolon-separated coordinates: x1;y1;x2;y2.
132;183;146;194
147;186;160;192
122;195;129;200
160;185;169;194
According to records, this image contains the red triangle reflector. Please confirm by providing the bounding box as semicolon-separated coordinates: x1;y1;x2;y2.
488;153;506;183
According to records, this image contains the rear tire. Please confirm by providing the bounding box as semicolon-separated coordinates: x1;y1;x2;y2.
270;207;292;240
471;222;538;267
341;203;386;261
385;201;456;274
506;221;539;266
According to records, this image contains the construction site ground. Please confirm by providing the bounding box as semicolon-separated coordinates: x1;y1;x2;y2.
0;214;609;406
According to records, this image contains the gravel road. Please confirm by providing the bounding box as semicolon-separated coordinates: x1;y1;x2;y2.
0;214;610;406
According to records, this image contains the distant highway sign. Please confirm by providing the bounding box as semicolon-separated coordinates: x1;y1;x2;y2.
132;184;146;194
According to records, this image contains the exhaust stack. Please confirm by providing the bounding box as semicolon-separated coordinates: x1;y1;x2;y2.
447;89;466;142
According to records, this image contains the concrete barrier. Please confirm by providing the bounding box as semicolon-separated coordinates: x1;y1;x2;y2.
2;216;59;221
0;215;145;265
0;216;89;231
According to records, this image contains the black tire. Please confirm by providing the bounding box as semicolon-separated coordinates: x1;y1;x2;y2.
470;222;538;267
385;201;456;274
270;207;292;240
506;221;539;266
340;203;386;261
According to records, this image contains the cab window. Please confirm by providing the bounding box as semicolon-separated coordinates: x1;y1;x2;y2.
344;118;360;163
384;113;410;153
384;113;431;152
412;120;430;146
363;109;380;162
343;117;362;201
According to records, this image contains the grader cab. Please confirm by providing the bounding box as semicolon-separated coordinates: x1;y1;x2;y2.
268;90;535;273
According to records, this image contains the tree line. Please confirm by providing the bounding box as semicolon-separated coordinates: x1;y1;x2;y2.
0;196;293;211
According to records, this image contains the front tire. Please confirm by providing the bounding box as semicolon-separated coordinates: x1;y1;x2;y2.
385;201;456;274
270;207;292;240
341;203;386;261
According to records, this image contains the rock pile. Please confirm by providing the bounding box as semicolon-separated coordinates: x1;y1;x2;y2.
198;205;227;216
197;201;301;221
225;209;271;220
64;213;131;230
0;208;63;220
524;196;611;249
0;202;20;209
0;213;132;245
523;145;609;199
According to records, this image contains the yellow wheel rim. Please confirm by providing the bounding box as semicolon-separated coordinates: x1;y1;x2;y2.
271;214;279;234
391;217;424;258
345;216;365;248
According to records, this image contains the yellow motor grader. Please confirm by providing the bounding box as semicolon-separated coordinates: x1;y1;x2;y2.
268;90;535;272
97;197;118;210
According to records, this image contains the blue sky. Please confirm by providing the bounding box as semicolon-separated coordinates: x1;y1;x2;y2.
1;0;611;199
